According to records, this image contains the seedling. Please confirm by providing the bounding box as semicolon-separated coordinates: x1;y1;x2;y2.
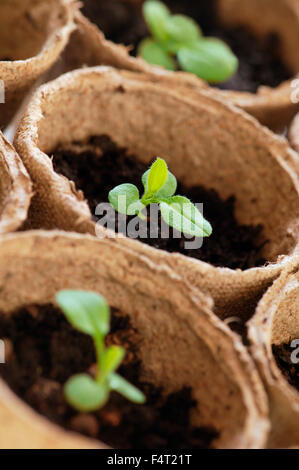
56;290;146;412
109;157;212;238
138;0;238;83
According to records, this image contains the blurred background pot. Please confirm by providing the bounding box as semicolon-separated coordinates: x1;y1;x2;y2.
248;256;299;448
0;131;32;234
0;0;77;130
54;0;299;131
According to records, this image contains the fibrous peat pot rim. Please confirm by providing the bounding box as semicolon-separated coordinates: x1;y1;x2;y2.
0;0;77;129
0;131;32;234
289;113;299;154
248;256;299;448
14;66;299;320
70;0;299;129
0;230;269;449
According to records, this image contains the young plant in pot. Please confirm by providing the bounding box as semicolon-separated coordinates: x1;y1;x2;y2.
0;230;269;448
248;256;299;449
14;68;299;328
61;0;299;130
0;131;32;234
0;0;76;130
108;157;213;245
137;1;238;85
56;290;146;414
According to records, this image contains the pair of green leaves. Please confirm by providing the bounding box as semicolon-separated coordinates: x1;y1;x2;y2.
108;157;212;239
138;0;238;83
56;290;146;413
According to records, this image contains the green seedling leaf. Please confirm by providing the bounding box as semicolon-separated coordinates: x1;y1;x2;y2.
109;373;146;404
140;1;238;83
56;290;109;338
64;374;109;412
163;14;201;53
143;0;170;42
142;167;177;198
138;38;176;71
146;157;168;195
102;345;125;377
58;289;146;412
109;183;142;216
160;195;213;237
177;38;238;83
108;155;212;238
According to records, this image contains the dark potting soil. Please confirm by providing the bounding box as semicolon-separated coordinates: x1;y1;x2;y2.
52;135;266;270
272;342;299;391
81;0;292;93
0;304;218;449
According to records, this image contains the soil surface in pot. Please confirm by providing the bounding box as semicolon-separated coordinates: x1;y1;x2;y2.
272;342;299;391
52;135;266;270
0;304;218;449
82;0;292;93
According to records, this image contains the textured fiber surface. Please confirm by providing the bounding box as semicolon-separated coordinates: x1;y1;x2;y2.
0;0;76;129
0;230;269;449
54;0;299;129
15;67;299;321
0;131;32;233
289;113;299;154
249;256;299;448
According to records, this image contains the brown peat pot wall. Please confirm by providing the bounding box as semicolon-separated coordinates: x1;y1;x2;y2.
0;131;32;234
57;0;299;130
212;0;299;130
248;256;299;448
0;0;77;130
0;231;269;449
289;113;299;154
14;67;299;321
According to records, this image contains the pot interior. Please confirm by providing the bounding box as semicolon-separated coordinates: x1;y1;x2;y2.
0;302;221;448
0;0;67;61
0;233;258;448
35;71;299;263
